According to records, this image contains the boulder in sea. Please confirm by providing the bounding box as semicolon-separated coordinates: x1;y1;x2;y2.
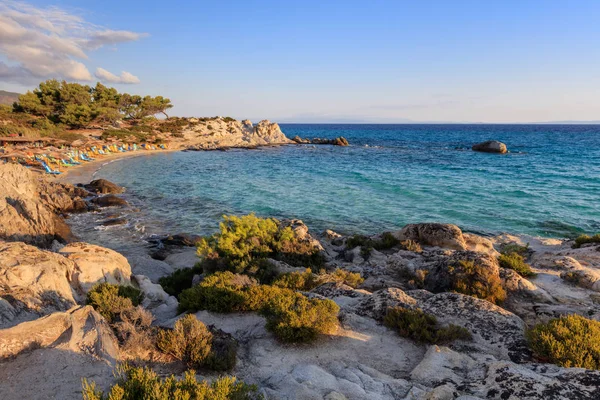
91;194;128;207
472;140;508;154
162;233;204;247
84;179;125;194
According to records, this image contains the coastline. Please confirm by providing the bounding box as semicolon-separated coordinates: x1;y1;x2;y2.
55;148;181;184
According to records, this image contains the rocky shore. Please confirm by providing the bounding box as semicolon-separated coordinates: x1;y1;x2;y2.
1;163;600;399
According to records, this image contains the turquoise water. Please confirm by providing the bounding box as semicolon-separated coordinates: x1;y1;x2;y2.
94;124;600;240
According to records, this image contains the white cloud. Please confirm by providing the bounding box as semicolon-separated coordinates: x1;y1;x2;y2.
0;1;146;85
95;67;140;84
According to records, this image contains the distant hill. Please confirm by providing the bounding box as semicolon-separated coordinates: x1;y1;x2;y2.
0;90;20;106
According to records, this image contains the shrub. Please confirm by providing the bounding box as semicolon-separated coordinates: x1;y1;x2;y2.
101;129;149;143
157;314;213;368
400;240;422;253
197;214;323;279
204;329;239;372
86;283;143;322
82;364;260;400
272;268;364;290
243;285;294;312
261;292;340;343
272;268;318;291
322;269;364;288
573;234;600;249
112;306;156;357
346;232;400;260
501;242;529;256
178;271;256;313
447;260;506;304
527;315;600;369
384;307;471;344
222;116;236;123
498;252;535;277
158;264;203;296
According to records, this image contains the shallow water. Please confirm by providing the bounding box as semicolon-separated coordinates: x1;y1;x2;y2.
68;124;600;254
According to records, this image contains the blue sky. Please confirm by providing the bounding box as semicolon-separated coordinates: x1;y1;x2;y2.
1;0;600;123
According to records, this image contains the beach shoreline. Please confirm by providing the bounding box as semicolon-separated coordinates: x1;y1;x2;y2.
55;148;181;184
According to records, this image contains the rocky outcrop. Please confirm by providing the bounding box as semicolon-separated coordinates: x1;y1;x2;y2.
354;287;417;320
410;346;600;400
84;179;125;195
59;242;131;294
252;120;291;144
421;293;529;362
38;181;90;213
395;223;468;250
182;118;294;150
0;306;118;400
0;241;133;328
292;136;350;146
90;194;128;207
472;140;508;154
0;305;118;361
0;241;79;327
0;163;74;247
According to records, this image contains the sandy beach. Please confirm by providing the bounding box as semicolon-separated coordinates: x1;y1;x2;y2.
55;148;180;184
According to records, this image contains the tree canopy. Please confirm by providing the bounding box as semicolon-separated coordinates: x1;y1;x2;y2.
13;80;173;128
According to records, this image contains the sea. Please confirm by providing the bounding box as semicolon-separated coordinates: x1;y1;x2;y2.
66;124;600;257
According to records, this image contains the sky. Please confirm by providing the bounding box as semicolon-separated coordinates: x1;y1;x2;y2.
1;0;599;123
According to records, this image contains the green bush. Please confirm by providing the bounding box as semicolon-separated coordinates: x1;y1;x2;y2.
197;214;324;280
384;307;471;344
448;260;506;304
204;330;239;372
346;232;400;260
261;292;340;343
101;129;150;143
157;314;213;368
177;273;339;343
272;268;318;291
400;240;422;253
501;243;529;256
85;283;143;322
178;271;256;313
82;364;259;400
498;252;535;277
527;315;600;369
155;117;189;133
573;234;600;249
158;264;203;296
271;268;364;291
324;269;364;288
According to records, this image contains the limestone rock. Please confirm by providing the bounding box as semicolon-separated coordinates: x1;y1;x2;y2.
132;275;178;322
0;241;78;328
0;163;74;247
128;255;174;283
252;120;292;144
472;140;508;154
463;233;499;257
423;250;500;294
38;180;90;213
59;242;131;293
420;293;529;362
0;306;118;400
354;287;418;320
395;223;468;250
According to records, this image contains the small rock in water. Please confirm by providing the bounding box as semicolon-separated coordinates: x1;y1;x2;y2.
472;140;508;154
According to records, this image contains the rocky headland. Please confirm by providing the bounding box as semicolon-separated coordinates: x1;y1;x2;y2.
1;162;600;399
